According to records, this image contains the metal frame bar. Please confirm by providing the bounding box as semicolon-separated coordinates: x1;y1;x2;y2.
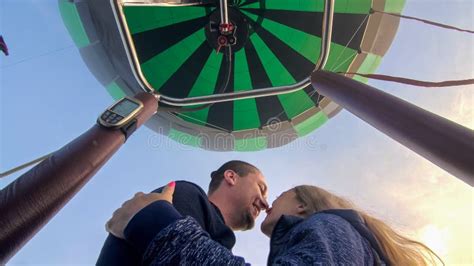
219;0;229;26
121;0;214;7
111;0;156;94
159;0;335;106
112;0;334;106
161;78;312;106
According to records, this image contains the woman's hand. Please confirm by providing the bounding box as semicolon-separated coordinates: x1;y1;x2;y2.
106;181;175;239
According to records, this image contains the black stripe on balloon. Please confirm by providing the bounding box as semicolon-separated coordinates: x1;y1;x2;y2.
243;14;315;82
241;9;368;51
239;0;261;8
244;41;289;126
303;84;324;107
206;52;235;132
132;16;208;63
158;42;213;97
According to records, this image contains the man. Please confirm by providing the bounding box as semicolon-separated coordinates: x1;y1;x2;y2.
97;160;269;265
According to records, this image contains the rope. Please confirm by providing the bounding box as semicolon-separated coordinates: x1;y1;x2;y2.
167;46;234;132
0;153;53;178
1;44;75;69
372;9;474;34
339;72;474;87
330;52;357;74
171;46;233;114
333;9;474;87
329;13;370;71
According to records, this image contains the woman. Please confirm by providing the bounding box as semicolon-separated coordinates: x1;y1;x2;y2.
107;182;442;265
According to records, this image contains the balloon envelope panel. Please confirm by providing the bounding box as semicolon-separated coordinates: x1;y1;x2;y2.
59;0;405;151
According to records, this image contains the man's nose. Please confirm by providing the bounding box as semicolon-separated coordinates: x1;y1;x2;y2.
259;197;269;211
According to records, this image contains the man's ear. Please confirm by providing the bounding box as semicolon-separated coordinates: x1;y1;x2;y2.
296;204;307;216
223;170;238;186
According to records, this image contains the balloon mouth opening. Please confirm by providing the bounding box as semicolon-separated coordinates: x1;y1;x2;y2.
205;7;250;53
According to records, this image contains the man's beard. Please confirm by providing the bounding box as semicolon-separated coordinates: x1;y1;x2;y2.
239;209;255;231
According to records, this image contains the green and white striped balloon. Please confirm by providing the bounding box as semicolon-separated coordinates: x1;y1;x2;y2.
59;0;405;151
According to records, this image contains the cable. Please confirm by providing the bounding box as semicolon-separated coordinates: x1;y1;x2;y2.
167;45;233;114
339;72;474;87
1;45;75;69
372;9;474;34
0;153;53;178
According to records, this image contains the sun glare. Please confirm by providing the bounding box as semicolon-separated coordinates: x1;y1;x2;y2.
454;89;474;129
418;224;449;258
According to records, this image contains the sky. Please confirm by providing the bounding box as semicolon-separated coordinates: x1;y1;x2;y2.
1;0;473;265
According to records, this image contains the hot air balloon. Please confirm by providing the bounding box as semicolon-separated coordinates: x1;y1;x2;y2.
58;0;405;151
2;0;473;263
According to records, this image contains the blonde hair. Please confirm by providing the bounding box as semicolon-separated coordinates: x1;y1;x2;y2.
293;185;443;266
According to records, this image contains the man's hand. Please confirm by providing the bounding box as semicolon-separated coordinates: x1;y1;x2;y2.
106;181;175;239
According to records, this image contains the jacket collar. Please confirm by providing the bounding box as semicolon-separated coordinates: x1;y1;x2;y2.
267;215;304;265
267;209;389;266
270;210;364;244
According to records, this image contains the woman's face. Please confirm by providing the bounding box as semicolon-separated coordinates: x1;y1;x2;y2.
260;189;305;237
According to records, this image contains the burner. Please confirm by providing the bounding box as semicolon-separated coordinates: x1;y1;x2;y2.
205;7;249;53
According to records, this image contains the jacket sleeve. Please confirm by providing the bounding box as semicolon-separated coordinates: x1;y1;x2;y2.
124;201;183;255
142;217;248;266
96;234;141;266
96;182;205;266
124;201;248;266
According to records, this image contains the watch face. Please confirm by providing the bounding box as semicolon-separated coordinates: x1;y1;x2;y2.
111;99;139;117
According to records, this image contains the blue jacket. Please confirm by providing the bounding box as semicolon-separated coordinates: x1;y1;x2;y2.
125;202;386;265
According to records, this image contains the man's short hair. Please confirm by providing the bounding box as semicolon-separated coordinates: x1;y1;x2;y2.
208;160;259;195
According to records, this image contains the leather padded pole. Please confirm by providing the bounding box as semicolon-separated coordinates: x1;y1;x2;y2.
311;70;474;186
0;92;158;264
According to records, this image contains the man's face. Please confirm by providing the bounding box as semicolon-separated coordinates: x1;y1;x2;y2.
231;171;269;230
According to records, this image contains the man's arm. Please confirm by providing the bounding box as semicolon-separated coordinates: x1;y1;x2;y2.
106;183;246;265
122;200;248;265
97;181;209;265
96;234;141;266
